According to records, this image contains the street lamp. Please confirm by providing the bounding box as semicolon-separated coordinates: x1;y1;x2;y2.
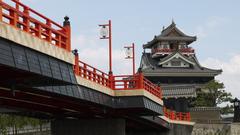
231;98;240;122
235;101;239;107
124;43;135;75
99;20;112;74
100;26;108;39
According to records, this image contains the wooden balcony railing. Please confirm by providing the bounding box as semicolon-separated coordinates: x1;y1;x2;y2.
0;0;71;51
164;107;191;122
152;48;195;54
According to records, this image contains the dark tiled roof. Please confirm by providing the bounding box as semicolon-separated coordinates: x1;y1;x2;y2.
161;84;197;98
140;53;222;77
143;22;197;49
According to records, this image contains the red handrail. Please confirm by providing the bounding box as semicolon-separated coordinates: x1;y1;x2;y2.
113;75;139;90
73;59;162;99
143;77;162;99
74;60;110;87
0;0;71;51
164;107;191;121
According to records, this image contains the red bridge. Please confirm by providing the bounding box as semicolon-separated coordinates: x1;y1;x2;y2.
0;1;193;135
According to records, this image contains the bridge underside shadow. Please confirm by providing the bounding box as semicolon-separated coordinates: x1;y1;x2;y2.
0;37;76;88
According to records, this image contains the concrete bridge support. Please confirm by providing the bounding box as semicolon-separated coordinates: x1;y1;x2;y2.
51;119;193;135
126;124;193;135
51;119;126;135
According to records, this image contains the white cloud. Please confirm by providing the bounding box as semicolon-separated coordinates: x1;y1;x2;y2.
195;17;229;39
202;54;240;98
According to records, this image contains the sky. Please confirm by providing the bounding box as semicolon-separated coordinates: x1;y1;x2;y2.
19;0;240;98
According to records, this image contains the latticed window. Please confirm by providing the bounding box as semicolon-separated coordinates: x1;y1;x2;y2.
171;60;181;66
179;44;187;49
163;44;169;49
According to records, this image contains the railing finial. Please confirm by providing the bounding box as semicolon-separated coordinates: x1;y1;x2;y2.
63;16;70;26
72;49;78;56
138;68;142;73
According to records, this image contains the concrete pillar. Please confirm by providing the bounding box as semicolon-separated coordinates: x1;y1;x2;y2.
51;118;125;135
126;124;193;135
126;131;171;135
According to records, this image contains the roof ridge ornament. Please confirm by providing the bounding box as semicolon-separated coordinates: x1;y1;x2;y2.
172;18;176;26
162;26;165;33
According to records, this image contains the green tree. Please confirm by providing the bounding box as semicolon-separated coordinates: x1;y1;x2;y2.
221;104;234;114
191;80;233;114
0;114;9;135
0;114;48;134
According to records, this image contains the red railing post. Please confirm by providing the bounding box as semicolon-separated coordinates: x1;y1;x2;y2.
23;7;30;32
187;112;191;121
15;0;19;27
0;0;2;22
179;112;182;120
171;110;175;120
73;49;79;75
93;69;96;82
83;64;87;78
101;73;105;85
124;81;127;89
63;16;71;52
138;69;144;89
9;9;17;27
46;19;52;42
36;23;42;38
109;73;114;89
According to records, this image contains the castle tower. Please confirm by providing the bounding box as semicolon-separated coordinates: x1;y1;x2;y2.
140;21;222;112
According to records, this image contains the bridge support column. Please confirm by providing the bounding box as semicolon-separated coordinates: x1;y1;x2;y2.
51;118;126;135
126;124;193;135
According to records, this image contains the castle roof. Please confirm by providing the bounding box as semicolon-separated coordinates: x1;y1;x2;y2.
143;21;197;49
140;52;222;77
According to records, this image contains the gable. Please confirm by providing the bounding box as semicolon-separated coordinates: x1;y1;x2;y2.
158;53;196;67
166;29;182;37
161;58;190;67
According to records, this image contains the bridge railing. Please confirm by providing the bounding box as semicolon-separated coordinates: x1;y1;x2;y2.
143;77;162;99
74;60;110;87
73;54;162;98
112;74;162;99
0;0;71;51
113;75;139;90
164;107;191;121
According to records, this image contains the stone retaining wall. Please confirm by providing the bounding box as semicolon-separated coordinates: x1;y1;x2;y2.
192;123;240;135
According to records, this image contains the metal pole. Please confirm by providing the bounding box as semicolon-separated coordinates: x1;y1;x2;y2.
109;20;112;74
132;43;135;75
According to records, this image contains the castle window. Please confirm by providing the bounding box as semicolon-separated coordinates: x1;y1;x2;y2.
163;44;169;49
179;44;187;49
171;60;181;66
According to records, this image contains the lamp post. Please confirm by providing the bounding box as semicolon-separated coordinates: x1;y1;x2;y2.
124;43;135;75
231;98;240;122
99;20;112;74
